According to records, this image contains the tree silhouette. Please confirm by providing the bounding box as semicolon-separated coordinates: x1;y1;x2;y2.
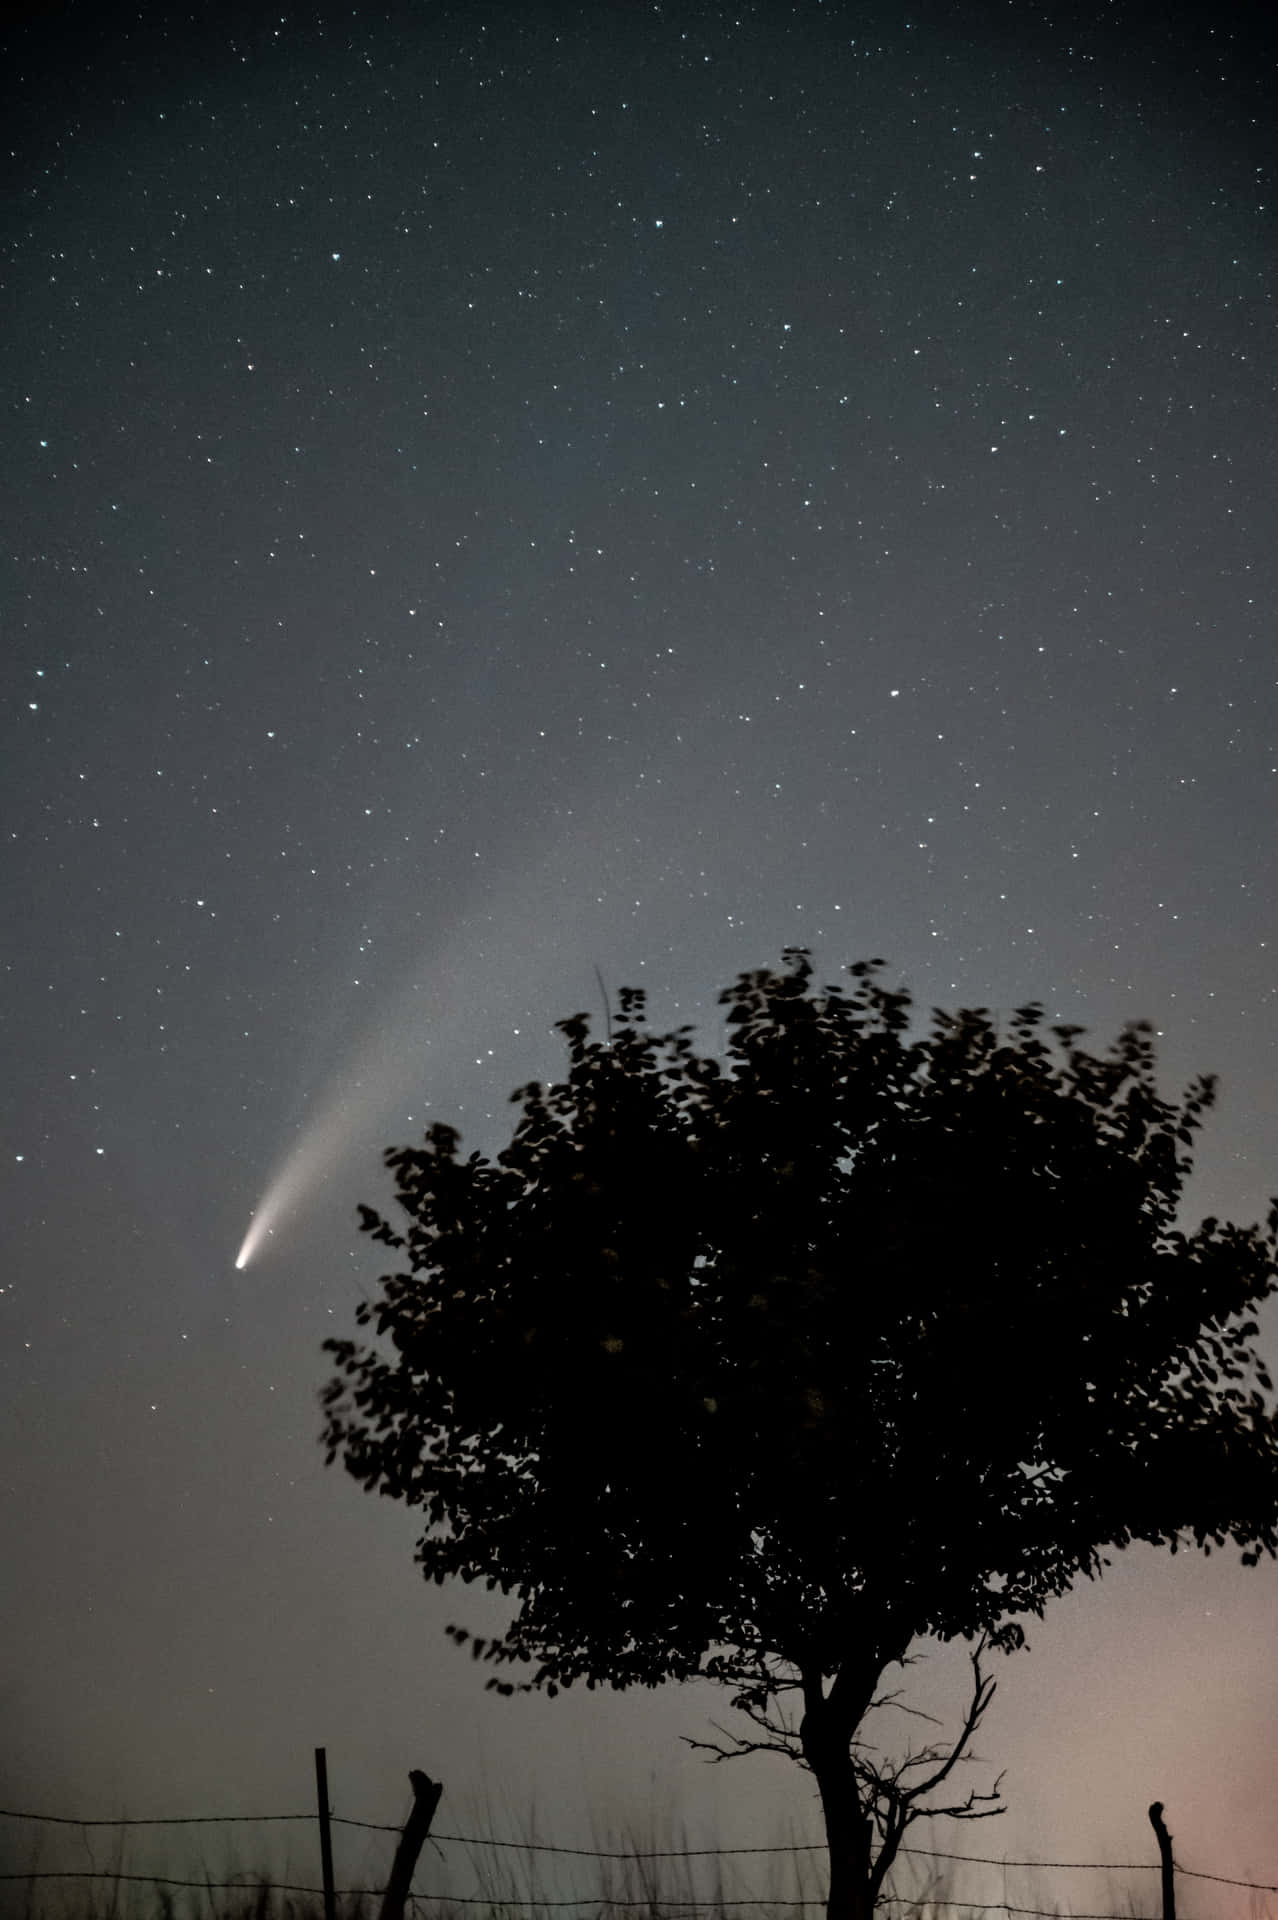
322;952;1278;1920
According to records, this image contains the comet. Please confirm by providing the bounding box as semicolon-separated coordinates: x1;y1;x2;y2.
234;1218;270;1270
230;804;644;1274
230;961;458;1273
232;1086;364;1271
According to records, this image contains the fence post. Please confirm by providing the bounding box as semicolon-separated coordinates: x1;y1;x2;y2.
1148;1802;1175;1920
315;1748;337;1920
379;1770;443;1920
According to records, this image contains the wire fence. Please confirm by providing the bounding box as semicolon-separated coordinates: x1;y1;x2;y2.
3;1800;1275;1915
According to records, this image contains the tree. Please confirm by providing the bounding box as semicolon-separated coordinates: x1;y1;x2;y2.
322;952;1278;1920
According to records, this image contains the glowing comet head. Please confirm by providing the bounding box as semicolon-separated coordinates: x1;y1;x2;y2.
234;1212;279;1269
234;1215;271;1270
233;931;522;1276
233;1093;365;1271
234;1199;288;1269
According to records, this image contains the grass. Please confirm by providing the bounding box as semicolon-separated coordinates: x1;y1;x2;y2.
5;1792;851;1920
2;1792;1174;1920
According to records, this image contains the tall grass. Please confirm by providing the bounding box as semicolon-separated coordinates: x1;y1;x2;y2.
7;1794;1178;1920
6;1794;854;1920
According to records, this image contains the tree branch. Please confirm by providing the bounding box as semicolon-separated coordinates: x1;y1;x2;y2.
858;1638;1006;1904
681;1731;803;1764
891;1640;997;1802
681;1716;803;1765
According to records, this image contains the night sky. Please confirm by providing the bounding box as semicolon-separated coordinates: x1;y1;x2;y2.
4;3;1277;1914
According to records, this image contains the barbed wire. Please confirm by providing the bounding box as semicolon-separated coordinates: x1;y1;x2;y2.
0;1809;317;1827
0;1877;333;1896
878;1907;1144;1920
0;1811;1171;1868
2;1805;1274;1897
0;1875;1155;1917
1172;1866;1278;1892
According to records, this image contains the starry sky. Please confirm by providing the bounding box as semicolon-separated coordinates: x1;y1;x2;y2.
3;2;1277;1914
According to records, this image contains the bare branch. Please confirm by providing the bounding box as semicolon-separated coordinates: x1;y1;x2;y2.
868;1686;944;1727
927;1773;1007;1822
681;1727;805;1766
856;1639;1006;1903
732;1697;804;1745
893;1639;997;1803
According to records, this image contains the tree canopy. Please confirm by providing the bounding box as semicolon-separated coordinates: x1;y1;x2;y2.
322;951;1278;1918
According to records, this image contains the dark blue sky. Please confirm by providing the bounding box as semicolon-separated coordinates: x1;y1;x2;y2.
3;4;1276;1914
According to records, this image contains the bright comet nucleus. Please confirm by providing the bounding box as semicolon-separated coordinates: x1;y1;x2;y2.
231;818;631;1276
235;1208;283;1269
231;1045;411;1274
234;1212;271;1270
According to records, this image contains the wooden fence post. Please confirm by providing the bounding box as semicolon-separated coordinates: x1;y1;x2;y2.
315;1748;337;1920
379;1770;444;1920
1148;1801;1175;1920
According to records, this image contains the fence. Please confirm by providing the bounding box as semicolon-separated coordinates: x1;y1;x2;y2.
4;1764;1275;1920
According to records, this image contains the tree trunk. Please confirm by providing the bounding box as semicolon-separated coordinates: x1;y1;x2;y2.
801;1670;878;1920
812;1752;874;1920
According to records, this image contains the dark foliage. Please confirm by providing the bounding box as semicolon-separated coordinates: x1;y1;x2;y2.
323;951;1278;1716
